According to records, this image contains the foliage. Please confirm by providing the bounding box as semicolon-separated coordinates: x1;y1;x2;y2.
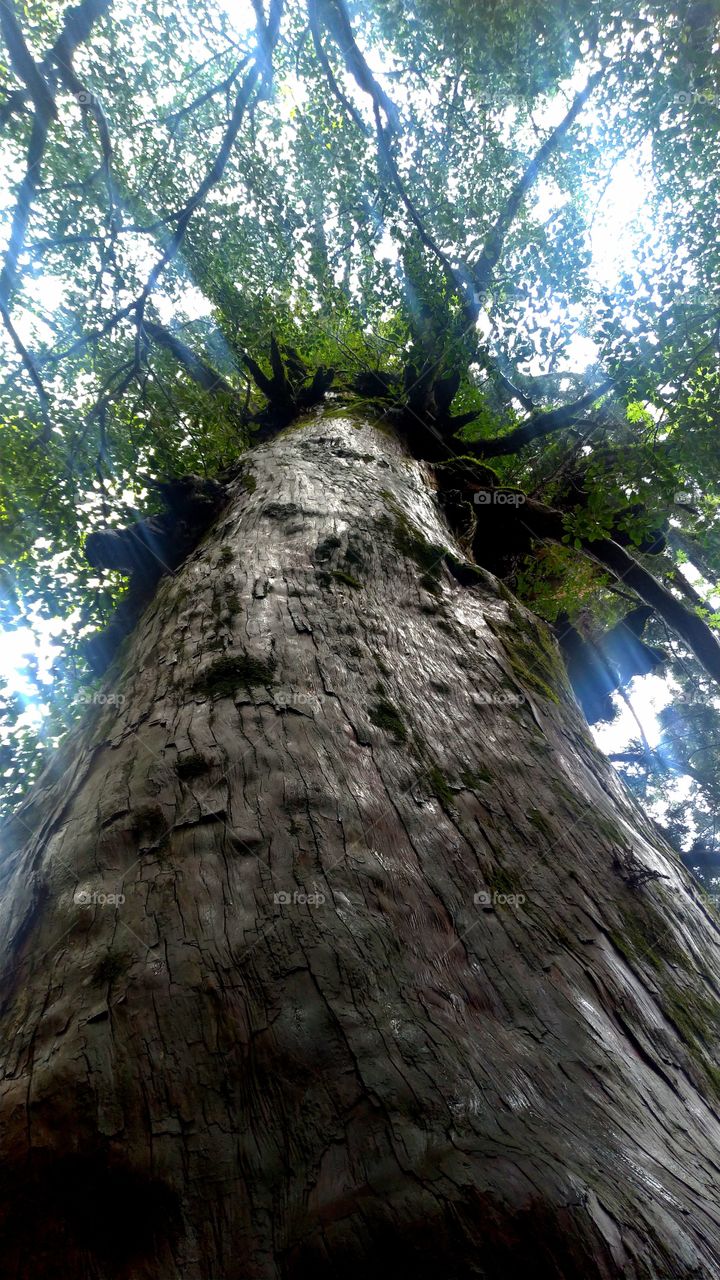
1;0;719;862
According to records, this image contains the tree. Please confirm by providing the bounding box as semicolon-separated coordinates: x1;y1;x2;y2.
2;0;720;1275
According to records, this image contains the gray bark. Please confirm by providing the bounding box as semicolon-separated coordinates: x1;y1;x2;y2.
2;408;720;1278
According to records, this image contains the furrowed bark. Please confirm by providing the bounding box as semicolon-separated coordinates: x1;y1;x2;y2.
2;409;720;1278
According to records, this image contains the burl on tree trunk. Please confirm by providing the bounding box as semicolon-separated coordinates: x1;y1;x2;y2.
1;409;720;1279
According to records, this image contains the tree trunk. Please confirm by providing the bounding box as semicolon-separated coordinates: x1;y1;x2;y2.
2;408;720;1280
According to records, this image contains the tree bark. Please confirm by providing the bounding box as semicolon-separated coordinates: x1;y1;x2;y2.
2;408;720;1279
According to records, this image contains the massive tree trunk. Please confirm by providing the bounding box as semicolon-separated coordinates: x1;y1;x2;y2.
2;407;720;1279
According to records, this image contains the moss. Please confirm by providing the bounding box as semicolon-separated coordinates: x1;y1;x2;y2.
553;778;580;809
609;927;660;971
662;983;720;1094
427;765;455;810
444;554;485;587
486;615;560;703
368;698;407;743
487;866;524;900
528;808;555;840
382;498;446;588
218;546;234;565
176;754;208;781
332;569;362;589
596;815;630;847
609;904;690;974
664;983;720;1046
437;456;502;488
460;766;492;788
239;470;257;494
226;592;241;616
197;652;276;697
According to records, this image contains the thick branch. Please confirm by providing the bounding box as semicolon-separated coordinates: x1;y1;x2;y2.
307;0;367;134
0;0;112;129
469;65;606;307
518;497;720;686
0;113;51;310
0;299;52;439
314;0;401;133
39;2;283;369
0;0;56;122
474;379;613;458
144;321;236;398
0;0;112;310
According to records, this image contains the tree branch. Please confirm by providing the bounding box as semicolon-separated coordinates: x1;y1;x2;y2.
0;0;56;122
517;497;720;686
468;64;606;309
0;299;52;441
143;320;237;398
307;0;367;134
0;0;112;129
474;379;613;458
37;1;284;370
313;0;401;134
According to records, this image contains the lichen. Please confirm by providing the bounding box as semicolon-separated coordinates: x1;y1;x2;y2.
663;983;720;1062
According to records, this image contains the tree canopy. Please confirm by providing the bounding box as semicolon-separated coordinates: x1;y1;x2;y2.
1;0;719;873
